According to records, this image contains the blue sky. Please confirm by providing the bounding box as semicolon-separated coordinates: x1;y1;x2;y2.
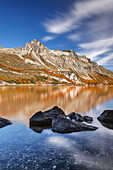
0;0;113;71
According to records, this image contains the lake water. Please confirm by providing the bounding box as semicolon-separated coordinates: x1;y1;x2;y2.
0;85;113;170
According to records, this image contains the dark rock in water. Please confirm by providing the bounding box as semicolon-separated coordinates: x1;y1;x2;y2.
97;110;113;130
97;110;113;122
30;111;52;127
30;106;66;127
98;121;113;130
84;116;93;122
67;112;76;119
75;113;84;122
43;106;66;118
30;106;98;134
52;117;98;134
67;112;84;122
67;112;93;123
29;106;66;132
0;117;12;128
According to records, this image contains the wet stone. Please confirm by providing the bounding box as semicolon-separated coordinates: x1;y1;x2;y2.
84;116;93;122
52;116;98;134
67;112;84;122
97;110;113;122
30;111;52;127
30;106;97;134
0;117;12;128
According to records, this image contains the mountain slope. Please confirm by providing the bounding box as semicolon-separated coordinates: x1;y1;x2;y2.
0;39;113;85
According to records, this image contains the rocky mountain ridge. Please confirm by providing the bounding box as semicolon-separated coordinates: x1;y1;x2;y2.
0;39;113;85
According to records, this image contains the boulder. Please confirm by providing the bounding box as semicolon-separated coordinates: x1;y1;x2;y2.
84;116;93;122
0;117;12;128
97;110;113;122
98;121;113;130
43;106;66;118
52;116;98;134
67;112;84;122
30;106;98;134
30;111;52;127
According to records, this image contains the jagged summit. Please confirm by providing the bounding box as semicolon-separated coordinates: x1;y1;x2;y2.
0;39;113;85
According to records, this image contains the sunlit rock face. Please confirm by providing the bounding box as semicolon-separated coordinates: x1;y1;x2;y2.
0;39;113;85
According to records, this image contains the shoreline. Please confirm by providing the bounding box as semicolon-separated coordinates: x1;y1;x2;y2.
0;83;113;87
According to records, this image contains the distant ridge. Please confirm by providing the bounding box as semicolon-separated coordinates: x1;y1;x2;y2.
0;39;113;85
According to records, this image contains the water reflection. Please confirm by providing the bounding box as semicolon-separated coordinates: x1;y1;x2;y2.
0;86;113;125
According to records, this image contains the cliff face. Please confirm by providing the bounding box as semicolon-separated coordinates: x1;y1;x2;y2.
0;39;113;85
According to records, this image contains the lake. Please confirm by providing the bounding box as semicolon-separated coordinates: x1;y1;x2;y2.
0;85;113;170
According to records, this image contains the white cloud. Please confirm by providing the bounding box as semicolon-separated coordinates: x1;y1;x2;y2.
97;54;113;65
78;48;110;60
78;37;113;66
44;0;113;34
79;37;113;50
43;0;113;70
42;36;54;42
67;33;80;41
47;136;74;149
87;15;112;40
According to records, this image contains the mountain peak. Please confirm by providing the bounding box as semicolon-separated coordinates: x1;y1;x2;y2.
30;39;39;44
23;39;46;52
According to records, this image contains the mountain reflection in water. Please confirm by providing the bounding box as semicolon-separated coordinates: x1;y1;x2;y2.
0;85;113;125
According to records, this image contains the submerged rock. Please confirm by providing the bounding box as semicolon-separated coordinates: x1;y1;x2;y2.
0;117;12;128
52;117;98;134
97;110;113;122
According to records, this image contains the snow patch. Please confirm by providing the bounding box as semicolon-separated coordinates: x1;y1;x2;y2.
46;58;56;67
25;59;39;65
0;68;7;72
51;50;70;56
0;68;23;75
31;51;46;67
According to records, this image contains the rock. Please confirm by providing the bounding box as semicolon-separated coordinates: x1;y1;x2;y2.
0;117;12;128
43;106;66;118
30;111;52;127
97;110;113;122
67;112;84;122
98;121;113;130
30;106;98;134
97;110;113;130
29;106;66;132
52;117;98;134
84;116;93;122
